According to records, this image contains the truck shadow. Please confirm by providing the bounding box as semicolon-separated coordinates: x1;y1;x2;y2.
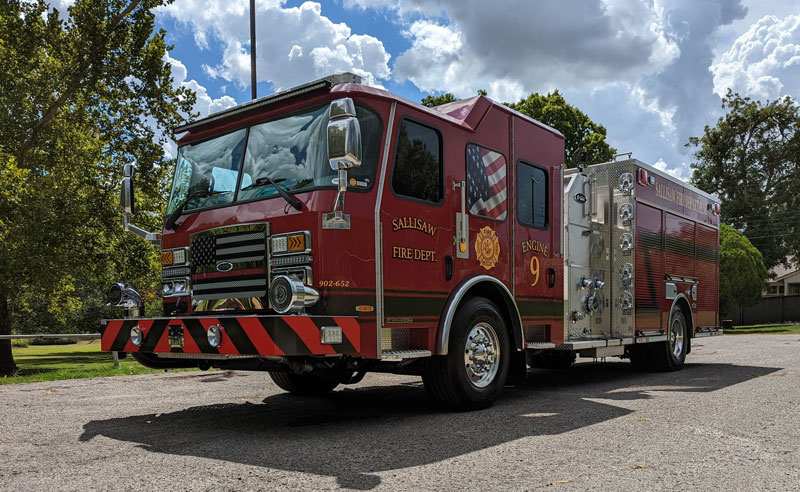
80;361;779;489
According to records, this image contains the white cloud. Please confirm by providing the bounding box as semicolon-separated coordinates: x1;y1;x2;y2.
352;0;747;182
163;55;238;157
360;0;681;101
159;0;391;91
166;55;237;117
711;14;800;100
653;158;690;182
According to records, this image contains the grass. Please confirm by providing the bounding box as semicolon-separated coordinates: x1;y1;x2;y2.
724;323;800;335
1;340;195;385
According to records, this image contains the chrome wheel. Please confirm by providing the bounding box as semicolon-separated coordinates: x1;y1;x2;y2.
463;322;500;388
669;312;685;359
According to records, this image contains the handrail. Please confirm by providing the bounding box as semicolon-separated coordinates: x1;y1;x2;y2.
0;333;101;340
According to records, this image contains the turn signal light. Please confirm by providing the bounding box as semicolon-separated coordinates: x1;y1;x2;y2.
287;233;306;252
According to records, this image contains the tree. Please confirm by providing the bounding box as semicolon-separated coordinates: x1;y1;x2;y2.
421;93;458;108
0;0;195;376
719;224;767;315
505;90;615;167
689;90;800;270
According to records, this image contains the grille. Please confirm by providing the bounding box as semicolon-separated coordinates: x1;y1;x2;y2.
190;224;269;302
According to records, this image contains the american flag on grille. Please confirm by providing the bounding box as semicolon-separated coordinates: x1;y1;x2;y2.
467;144;507;219
191;235;216;268
190;229;268;301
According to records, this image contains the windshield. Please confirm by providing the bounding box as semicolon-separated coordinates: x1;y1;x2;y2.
167;129;247;214
166;103;381;215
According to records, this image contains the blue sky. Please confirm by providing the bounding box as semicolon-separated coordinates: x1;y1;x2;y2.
54;0;800;180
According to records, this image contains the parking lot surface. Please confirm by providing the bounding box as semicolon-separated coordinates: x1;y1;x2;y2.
1;334;799;491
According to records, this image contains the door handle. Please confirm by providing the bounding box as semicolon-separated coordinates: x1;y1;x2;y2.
453;180;469;259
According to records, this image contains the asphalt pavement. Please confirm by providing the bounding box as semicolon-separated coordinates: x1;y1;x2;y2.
1;334;798;491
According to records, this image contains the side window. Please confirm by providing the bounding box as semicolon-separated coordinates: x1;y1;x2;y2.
466;144;507;220
518;160;548;228
391;120;442;203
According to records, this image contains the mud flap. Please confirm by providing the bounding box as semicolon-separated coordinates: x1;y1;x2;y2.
506;350;528;385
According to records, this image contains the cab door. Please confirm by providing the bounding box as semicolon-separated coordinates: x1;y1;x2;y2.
379;115;452;353
512;121;564;345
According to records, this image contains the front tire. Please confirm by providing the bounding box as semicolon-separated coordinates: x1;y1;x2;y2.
268;370;339;396
422;297;510;411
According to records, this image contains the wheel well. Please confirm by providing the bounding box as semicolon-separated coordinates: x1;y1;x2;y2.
674;297;693;354
462;283;522;351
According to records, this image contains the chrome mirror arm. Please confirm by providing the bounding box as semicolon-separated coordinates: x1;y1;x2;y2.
323;169;351;229
123;212;161;246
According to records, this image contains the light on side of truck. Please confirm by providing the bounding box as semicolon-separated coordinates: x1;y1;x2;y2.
162;281;174;296
207;324;223;348
287;233;306;252
320;326;343;345
270;254;313;267
271;236;288;254
130;325;143;346
172;279;188;296
161;250;173;266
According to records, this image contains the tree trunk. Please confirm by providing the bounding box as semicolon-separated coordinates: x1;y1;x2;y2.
0;293;18;376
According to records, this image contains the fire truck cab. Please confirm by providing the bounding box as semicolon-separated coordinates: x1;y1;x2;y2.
103;73;721;410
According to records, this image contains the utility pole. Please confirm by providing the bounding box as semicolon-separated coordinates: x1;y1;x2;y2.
250;0;257;100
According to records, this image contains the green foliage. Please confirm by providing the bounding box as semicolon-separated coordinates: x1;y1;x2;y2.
719;224;767;315
29;337;78;346
2;341;195;384
0;0;196;375
421;92;458;108
689;90;800;270
391;124;441;202
505;90;616;167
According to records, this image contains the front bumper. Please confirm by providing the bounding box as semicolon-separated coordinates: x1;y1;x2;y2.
101;315;360;357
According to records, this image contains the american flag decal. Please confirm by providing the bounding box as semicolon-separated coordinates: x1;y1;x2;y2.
467;144;507;219
190;225;268;301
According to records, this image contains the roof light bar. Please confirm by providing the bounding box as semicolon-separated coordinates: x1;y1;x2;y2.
174;73;363;134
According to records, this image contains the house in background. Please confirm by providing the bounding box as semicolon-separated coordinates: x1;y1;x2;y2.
764;256;800;297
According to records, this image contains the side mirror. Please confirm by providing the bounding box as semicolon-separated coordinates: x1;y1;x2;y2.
327;98;362;170
119;163;160;245
121;163;135;215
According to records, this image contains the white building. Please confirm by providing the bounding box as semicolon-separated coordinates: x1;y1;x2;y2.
764;257;800;297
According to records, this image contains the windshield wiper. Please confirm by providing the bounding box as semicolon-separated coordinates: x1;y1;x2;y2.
240;176;286;190
164;190;227;230
241;176;302;211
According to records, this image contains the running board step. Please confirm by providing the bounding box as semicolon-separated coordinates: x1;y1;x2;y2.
527;342;556;349
381;350;431;361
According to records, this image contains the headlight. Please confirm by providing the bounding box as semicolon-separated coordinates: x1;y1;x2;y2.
130;325;143;346
207;324;222;348
269;275;319;314
162;278;189;297
173;279;188;295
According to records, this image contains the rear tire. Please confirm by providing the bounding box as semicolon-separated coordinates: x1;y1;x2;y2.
422;297;510;411
268;370;339;396
650;304;688;371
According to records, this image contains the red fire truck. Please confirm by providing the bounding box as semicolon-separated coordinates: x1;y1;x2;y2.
102;73;722;410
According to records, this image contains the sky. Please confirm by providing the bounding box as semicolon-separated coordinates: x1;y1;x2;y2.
55;0;800;181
